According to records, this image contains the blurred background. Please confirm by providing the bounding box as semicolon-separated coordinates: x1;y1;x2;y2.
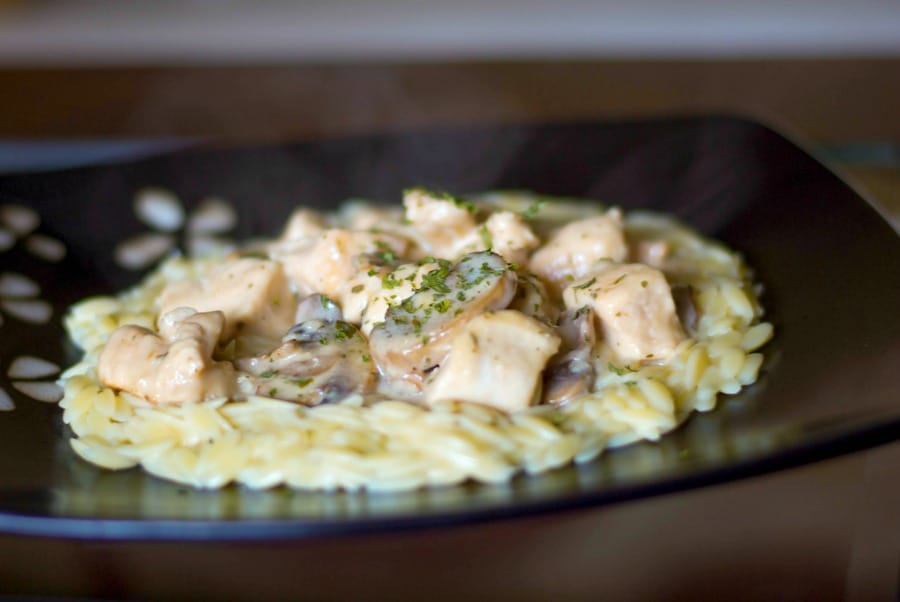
1;0;899;63
0;2;898;600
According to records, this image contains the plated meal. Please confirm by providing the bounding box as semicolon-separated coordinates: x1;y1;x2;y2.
60;188;773;492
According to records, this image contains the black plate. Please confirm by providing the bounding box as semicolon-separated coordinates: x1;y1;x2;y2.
0;116;897;540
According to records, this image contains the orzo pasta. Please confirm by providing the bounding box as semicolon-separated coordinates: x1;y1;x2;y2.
60;189;773;491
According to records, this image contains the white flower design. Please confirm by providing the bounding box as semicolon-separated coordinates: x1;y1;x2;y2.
0;272;52;327
0;204;66;262
8;356;62;404
0;355;63;411
115;188;237;271
0;204;67;410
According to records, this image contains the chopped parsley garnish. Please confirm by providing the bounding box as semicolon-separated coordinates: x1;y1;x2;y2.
292;377;313;388
351;284;365;293
396;298;416;315
607;362;634;376
333;321;357;341
374;240;397;264
434;299;452;313
573;277;596;290
419;264;452;294
382;272;402;290
259;370;278;378
522;198;546;218
640;280;648;288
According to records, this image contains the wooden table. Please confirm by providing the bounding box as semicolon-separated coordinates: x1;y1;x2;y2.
0;60;898;601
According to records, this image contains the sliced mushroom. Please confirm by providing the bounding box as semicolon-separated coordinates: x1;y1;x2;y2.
236;323;374;405
671;284;698;335
294;293;343;324
369;251;517;398
236;307;375;406
529;210;628;297
509;269;559;325
542;307;597;405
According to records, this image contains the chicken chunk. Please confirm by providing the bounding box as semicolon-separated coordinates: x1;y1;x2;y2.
529;210;628;296
159;257;297;343
337;202;405;232
98;308;236;405
369;251;517;398
403;187;478;259
425;310;560;412
453;210;540;265
484;211;539;264
273;228;411;300
563;263;685;364
281;208;327;241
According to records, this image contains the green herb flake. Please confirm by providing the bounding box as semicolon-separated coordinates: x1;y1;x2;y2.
522;198;546;218
376;249;397;264
640;280;648;288
333;321;356;341
293;377;313;388
401;298;417;314
419;265;452;294
351;284;365;293
607;362;633;376
440;191;477;214
434;299;452;314
613;274;627;285
382;272;402;290
573;277;596;290
268;387;279;397
259;369;278;378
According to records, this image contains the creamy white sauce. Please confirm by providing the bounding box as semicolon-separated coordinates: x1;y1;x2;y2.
98;189;693;413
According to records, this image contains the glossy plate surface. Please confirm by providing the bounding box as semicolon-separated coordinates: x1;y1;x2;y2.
0;116;897;539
